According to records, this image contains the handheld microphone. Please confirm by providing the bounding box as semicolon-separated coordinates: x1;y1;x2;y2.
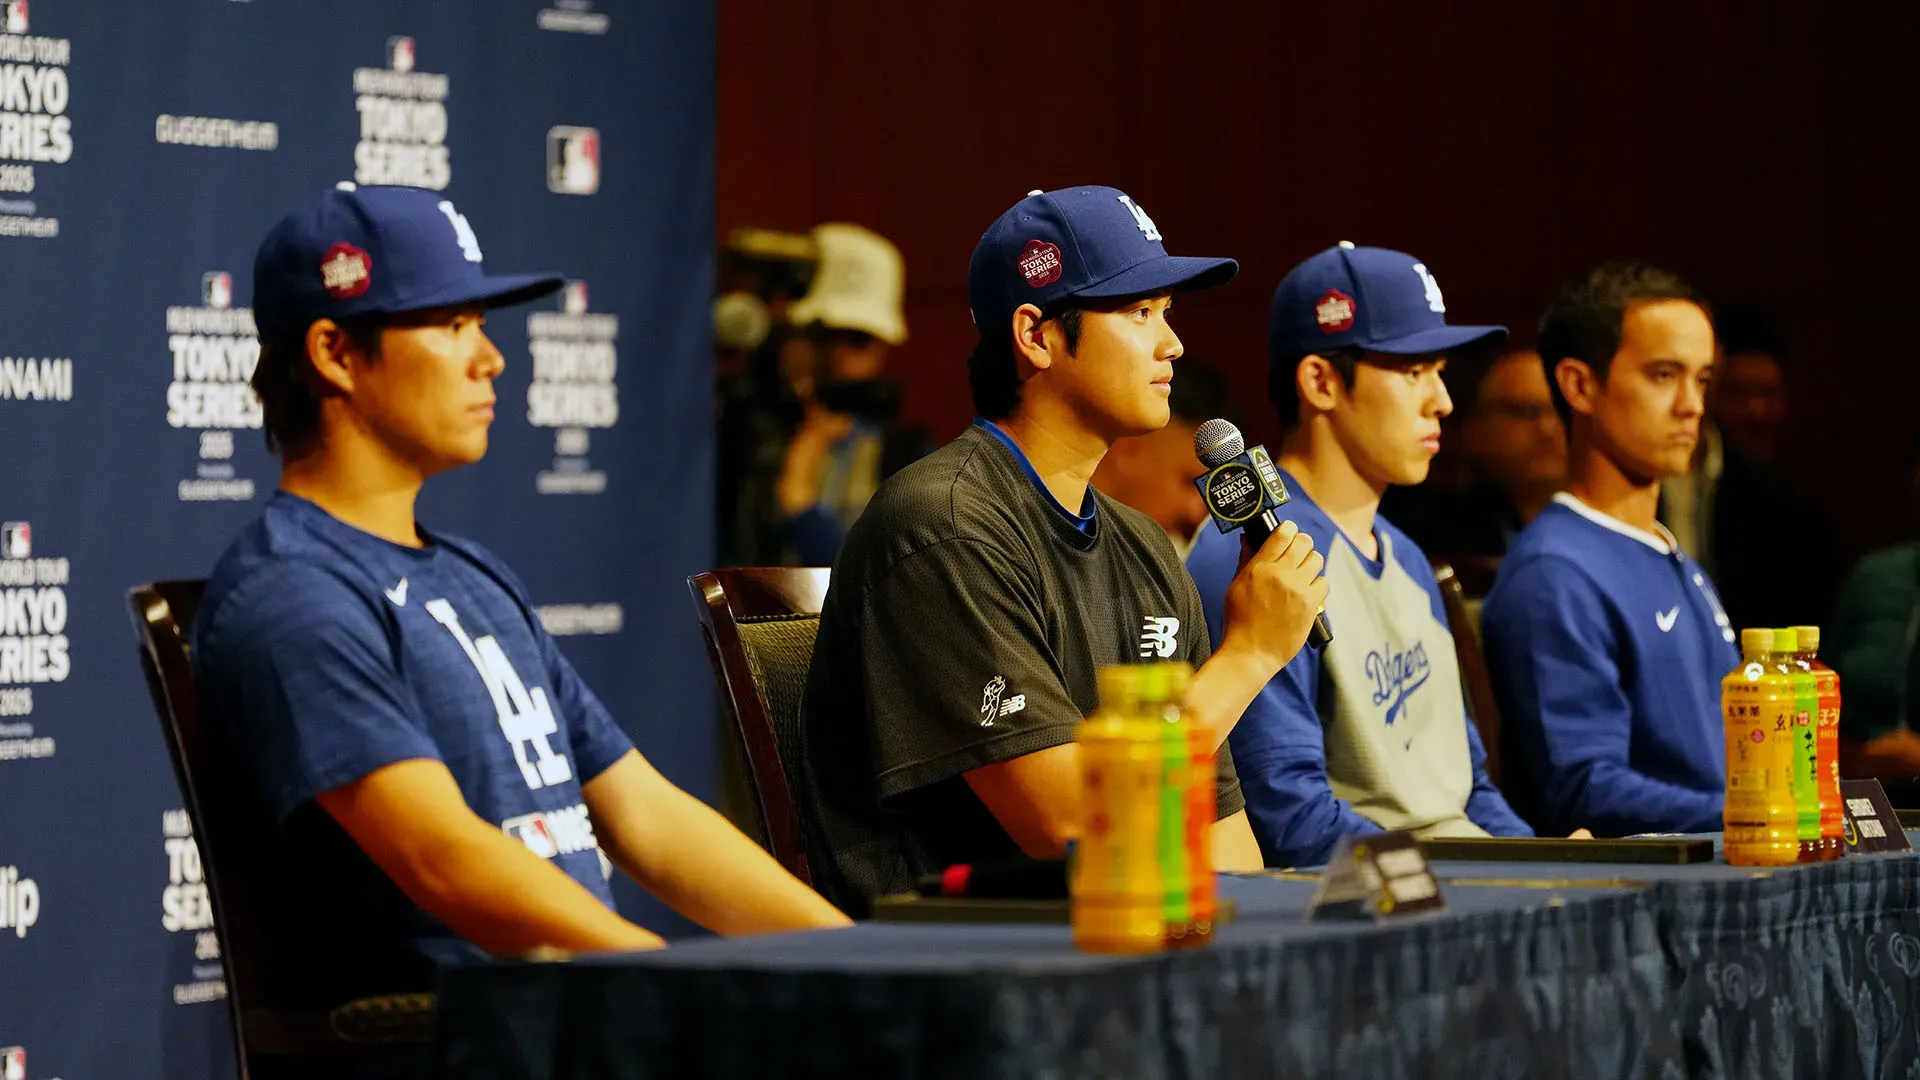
1192;419;1332;649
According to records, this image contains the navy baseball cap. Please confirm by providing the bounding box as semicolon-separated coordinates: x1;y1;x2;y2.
252;185;565;340
968;186;1237;336
1269;243;1505;365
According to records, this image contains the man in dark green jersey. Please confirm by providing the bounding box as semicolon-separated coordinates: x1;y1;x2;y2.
798;186;1329;915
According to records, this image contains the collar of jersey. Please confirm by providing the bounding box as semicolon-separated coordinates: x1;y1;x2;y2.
1551;491;1676;555
972;418;1096;534
1275;466;1388;580
275;490;445;562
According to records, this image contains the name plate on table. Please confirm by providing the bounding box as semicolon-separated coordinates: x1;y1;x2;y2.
1306;831;1445;922
1841;779;1912;855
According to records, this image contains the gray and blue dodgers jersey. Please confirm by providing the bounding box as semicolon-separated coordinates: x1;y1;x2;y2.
192;493;633;1006
1188;470;1528;866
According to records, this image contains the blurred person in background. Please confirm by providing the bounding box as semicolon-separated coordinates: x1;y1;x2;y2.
1829;434;1920;805
1383;345;1566;563
1659;310;1839;632
1091;357;1239;557
714;226;818;566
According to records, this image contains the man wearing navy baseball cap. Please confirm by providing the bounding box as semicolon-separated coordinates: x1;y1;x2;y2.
192;186;846;1026
796;186;1329;913
1187;243;1555;868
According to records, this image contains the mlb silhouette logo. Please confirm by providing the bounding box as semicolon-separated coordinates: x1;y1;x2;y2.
2;2;25;35
546;126;600;195
1;1046;24;1080
202;272;233;310
561;281;588;315
387;36;415;73
2;522;29;560
504;814;558;858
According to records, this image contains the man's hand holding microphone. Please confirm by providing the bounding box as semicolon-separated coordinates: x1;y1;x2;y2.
1181;419;1331;753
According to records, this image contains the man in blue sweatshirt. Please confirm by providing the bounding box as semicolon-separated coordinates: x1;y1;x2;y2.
1481;263;1738;836
1188;244;1536;867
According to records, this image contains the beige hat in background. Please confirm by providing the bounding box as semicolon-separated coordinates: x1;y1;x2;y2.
786;223;908;345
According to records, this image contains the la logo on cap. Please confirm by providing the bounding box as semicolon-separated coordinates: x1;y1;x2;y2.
1018;240;1062;288
1315;289;1355;333
320;242;372;299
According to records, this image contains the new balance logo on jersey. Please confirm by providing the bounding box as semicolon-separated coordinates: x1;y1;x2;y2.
502;804;599;860
384;578;408;607
977;676;1026;726
426;599;573;790
1655;606;1680;633
1367;639;1432;728
1138;616;1180;658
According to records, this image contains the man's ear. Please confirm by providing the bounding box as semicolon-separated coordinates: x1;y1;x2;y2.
1010;304;1053;379
305;318;369;396
1295;354;1346;417
1554;357;1599;417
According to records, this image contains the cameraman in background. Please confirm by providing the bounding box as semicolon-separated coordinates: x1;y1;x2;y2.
715;223;929;567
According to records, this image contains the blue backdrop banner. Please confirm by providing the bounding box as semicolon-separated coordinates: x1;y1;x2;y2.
0;3;716;1077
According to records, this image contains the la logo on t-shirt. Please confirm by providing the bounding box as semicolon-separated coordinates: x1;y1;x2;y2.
424;598;572;790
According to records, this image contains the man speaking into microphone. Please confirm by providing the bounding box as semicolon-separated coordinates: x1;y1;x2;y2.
796;187;1329;915
1187;244;1538;868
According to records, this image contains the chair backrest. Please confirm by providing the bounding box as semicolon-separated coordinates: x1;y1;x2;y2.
689;568;831;886
1430;560;1504;785
127;580;264;1069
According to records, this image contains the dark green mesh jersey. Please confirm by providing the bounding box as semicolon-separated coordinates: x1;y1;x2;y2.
796;422;1243;915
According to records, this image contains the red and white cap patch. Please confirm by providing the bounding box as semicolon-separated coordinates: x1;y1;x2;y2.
1018;239;1063;289
320;242;372;299
1315;288;1355;333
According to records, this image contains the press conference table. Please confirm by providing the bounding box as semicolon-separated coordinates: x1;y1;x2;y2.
432;840;1920;1079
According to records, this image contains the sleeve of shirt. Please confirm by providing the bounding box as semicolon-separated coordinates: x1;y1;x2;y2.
535;634;636;784
1482;555;1723;836
1461;707;1533;837
1185;529;1380;867
1176;561;1245;821
861;538;1084;802
458;542;636;783
193;563;441;824
1401;535;1531;838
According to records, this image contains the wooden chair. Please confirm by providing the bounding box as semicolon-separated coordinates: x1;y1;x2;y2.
689;568;831;886
127;581;432;1080
1430;561;1505;785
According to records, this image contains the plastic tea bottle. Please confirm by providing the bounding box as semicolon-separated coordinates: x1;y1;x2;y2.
1072;666;1165;954
1772;628;1824;862
1723;628;1800;866
1175;662;1217;948
1790;625;1845;861
1139;663;1194;947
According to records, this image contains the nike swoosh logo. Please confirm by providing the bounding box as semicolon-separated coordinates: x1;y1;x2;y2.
1656;606;1679;632
385;578;409;607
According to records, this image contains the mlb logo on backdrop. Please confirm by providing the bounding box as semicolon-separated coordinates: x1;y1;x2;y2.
547;126;599;195
1;1046;23;1080
2;2;25;34
2;522;29;560
562;281;588;315
202;272;232;310
387;35;415;72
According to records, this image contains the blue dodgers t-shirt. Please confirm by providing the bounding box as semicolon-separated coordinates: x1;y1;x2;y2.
191;492;634;1006
1480;493;1740;837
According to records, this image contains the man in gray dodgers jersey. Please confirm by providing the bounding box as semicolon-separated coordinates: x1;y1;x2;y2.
1189;244;1588;867
796;187;1330;914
